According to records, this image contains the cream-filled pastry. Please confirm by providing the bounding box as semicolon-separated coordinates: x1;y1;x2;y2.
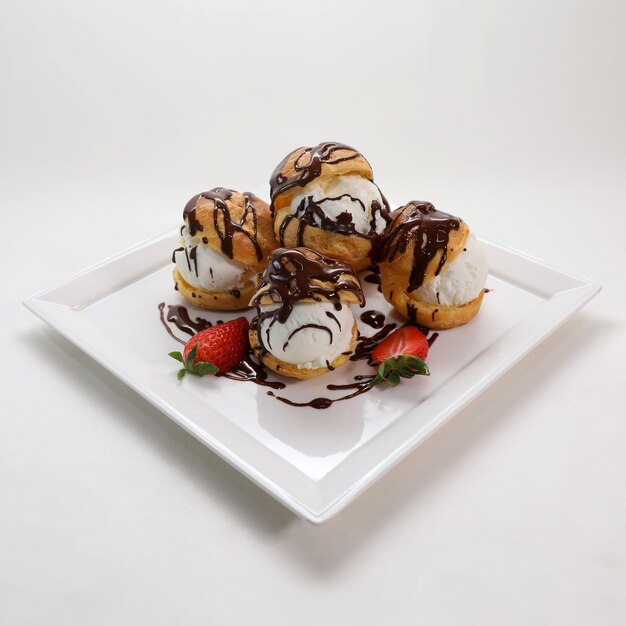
376;201;488;329
270;142;390;272
172;188;277;310
249;247;364;379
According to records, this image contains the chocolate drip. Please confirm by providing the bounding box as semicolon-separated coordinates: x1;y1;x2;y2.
251;248;364;327
360;310;386;330
325;310;342;331
406;304;433;336
375;201;462;292
278;192;388;245
282;323;333;351
189;246;199;276
172;247;184;264
350;323;398;364
267;375;374;410
182;188;263;261
223;351;286;389
270;141;364;207
158;302;214;337
427;333;439;347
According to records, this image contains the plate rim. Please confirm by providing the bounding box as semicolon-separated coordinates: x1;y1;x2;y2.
23;231;602;524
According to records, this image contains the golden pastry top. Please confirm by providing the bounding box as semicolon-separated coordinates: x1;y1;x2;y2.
269;142;374;214
182;188;277;268
375;201;470;290
250;247;364;319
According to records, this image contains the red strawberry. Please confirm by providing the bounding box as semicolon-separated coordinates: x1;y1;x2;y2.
370;326;430;387
168;317;249;380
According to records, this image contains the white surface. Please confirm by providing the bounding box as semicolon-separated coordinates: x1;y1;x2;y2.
1;0;625;623
23;231;600;521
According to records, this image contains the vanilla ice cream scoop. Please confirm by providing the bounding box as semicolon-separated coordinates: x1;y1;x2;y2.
249;247;364;379
258;301;355;369
173;226;248;292
290;174;388;237
411;234;488;306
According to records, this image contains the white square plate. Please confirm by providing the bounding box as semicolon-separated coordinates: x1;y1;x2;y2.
24;230;600;523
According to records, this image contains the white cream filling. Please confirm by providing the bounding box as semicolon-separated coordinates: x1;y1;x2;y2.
259;302;355;369
173;226;248;292
290;174;387;236
411;234;488;306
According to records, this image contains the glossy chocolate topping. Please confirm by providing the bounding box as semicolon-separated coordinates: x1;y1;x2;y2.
182;188;263;261
375;201;462;292
277;189;390;246
360;310;386;329
250;248;364;325
269;141;365;205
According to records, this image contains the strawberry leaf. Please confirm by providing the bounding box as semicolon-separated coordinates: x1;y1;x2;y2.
186;344;198;366
169;351;184;363
191;361;219;377
370;355;430;388
177;369;186;381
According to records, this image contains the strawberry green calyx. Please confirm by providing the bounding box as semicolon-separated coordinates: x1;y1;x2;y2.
169;345;219;380
369;354;429;388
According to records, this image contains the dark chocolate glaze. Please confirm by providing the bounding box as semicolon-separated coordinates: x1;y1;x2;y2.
427;333;439;347
375;201;462;292
360;310;386;330
270;141;364;207
278;190;390;245
251;248;364;325
182;188;263;261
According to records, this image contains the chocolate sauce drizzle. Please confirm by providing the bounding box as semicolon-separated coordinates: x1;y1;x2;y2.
278;191;390;246
158;302;214;340
375;201;462;292
270;142;364;207
182;188;263;261
157;303;284;389
267;375;375;410
251;248;364;325
360;310;386;329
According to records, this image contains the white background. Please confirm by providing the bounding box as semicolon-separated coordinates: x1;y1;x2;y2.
2;1;625;624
